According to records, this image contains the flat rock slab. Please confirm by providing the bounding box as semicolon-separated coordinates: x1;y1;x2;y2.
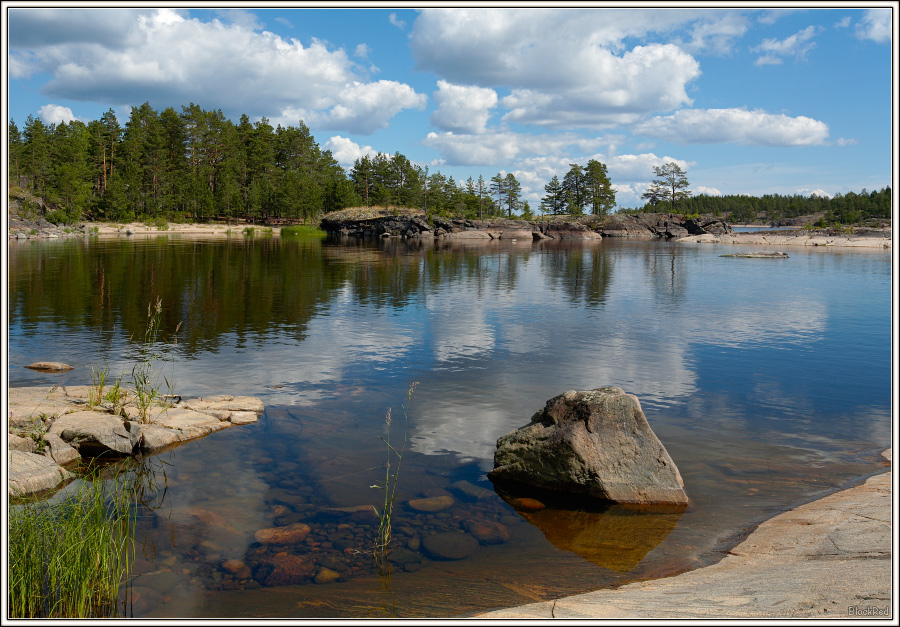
478;449;892;619
8;450;73;496
24;361;74;372
182;395;264;413
721;251;789;258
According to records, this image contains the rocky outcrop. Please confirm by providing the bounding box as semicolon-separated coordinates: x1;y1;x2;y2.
489;387;688;505
7;386;264;497
596;213;732;239
320;209;731;242
320;213;435;238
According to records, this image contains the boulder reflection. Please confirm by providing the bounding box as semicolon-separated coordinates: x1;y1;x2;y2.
513;500;686;572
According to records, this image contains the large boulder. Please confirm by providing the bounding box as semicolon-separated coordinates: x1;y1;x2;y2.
489;387;688;505
48;412;143;456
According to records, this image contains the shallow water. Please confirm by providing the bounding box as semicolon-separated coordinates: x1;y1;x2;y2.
6;234;892;618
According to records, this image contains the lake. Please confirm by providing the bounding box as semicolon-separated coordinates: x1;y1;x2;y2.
6;233;892;618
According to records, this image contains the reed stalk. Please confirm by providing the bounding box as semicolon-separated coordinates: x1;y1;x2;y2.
371;382;418;561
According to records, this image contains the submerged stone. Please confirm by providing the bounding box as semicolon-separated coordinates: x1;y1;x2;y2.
421;531;478;560
408;495;454;512
463;519;510;545
254;522;311;545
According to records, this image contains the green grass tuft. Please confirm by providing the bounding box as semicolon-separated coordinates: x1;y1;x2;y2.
8;473;136;618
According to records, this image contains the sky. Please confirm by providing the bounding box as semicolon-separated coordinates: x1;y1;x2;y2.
3;4;897;211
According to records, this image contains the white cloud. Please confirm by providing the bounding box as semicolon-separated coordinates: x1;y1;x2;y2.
430;80;498;134
633;108;829;147
38;104;80;125
354;43;370;59
214;9;262;31
751;25;819;65
797;188;832;198
754;55;783;66
606;153;693;181
324;136;378;166
836;137;859;146
410;9;712;130
313;80;427;134
9;8;425;136
856;9;891;43
275;16;293;28
695;186;722;196
834;16;852;29
389;13;406;29
681;12;749;55
422;130;608;166
498;44;701;129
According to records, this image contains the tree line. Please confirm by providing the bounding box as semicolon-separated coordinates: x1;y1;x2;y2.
8;102;619;225
626;186;891;226
7;103;888;226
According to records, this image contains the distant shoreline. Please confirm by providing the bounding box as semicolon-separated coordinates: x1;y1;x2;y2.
676;229;891;249
8;216;892;250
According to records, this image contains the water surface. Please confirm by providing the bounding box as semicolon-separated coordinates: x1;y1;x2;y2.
7;234;892;618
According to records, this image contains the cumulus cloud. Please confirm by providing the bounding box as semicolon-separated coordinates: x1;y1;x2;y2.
797;188;832;198
606;153;693;181
422;130;608;166
681;12;749;55
354;43;370;59
324;136;378;166
8;7;148;48
389;13;406;29
38;104;80;125
856;9;891;43
633;108;829;147
430;81;498;133
695;186;722;196
410;9;714;130
751;25;819;65
834;16;852;29
8;8;425;135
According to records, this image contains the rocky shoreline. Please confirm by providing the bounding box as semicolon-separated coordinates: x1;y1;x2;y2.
478;449;892;619
8;202;890;249
677;229;891;249
8;385;264;497
319;208;733;241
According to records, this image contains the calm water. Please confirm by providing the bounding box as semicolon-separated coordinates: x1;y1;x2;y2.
6;233;892;618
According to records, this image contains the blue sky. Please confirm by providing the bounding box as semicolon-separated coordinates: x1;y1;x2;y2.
4;5;896;210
